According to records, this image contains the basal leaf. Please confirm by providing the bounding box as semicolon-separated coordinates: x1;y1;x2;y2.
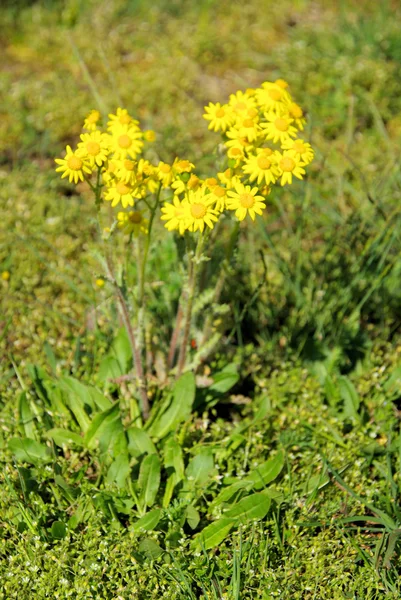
45;428;85;448
132;509;162;532
224;492;271;522
138;454;161;509
147;372;195;440
194;517;234;551
8;437;51;465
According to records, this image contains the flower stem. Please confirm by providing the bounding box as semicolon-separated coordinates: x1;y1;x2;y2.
176;232;204;377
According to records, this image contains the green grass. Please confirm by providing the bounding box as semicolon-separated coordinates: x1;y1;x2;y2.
2;0;401;597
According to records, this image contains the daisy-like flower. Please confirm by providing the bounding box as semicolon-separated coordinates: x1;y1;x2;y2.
227;146;245;164
108;124;143;160
275;79;289;89
107;107;139;130
236;117;260;142
55;145;92;184
172;173;201;196
161;196;189;235
83;109;101;131
157;162;175;188
287;102;306;130
218;168;240;189
174;159;195;174
226;182;266;221
225;128;253;152
114;159;137;183
186;188;219;232
261;112;298;144
117;210;149;236
255;82;291;112
77;130;109;167
209;184;228;212
281;138;314;165
203;102;234;132
242;149;280;186
275;150;306;186
143;130;156;142
228;90;256;116
104;179;138;208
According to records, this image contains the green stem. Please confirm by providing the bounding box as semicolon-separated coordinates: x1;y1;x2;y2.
176;232;205;377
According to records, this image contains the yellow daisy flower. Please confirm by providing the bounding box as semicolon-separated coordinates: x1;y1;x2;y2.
104;179;138;208
226;182;266;221
225;129;253;152
157;162;175;187
143;130;156;142
83;109;101;131
261;112;298;144
236;117;260;142
227;146;245;164
114;159;138;183
117;210;149;236
217;168;240;189
275;150;306;186
77;130;109;167
95;278;105;288
107;108;138;130
55;145;92;184
209;184;228;212
242;149;280;186
161;196;189;235
203;102;234;132
275;79;289;89
1;270;10;281
255;82;291;112
172;173;201;196
109;124;143;160
281;139;314;165
187;189;219;233
228;91;256;116
287;102;306;130
174;159;195;174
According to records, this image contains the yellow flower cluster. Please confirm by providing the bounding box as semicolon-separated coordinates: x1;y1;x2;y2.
55;82;314;236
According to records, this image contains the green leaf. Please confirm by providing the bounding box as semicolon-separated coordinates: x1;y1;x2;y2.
163;437;185;507
138;454;161;509
59;376;92;432
50;521;67;539
339;376;360;419
244;450;285;490
209;364;239;394
132;509;162;532
45;428;85;448
185;450;214;488
18;392;36;439
209;480;249;512
8;438;51;465
194;517;234;551
186;505;200;530
138;538;164;560
148;372;196;440
106;453;130;489
127;427;157;457
84;403;123;452
224;492;271;523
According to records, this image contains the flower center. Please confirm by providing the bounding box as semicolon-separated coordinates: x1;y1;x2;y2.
268;88;282;101
213;186;226;197
243;118;254;128
205;177;217;187
67;155;83;170
239;137;249;147
216;108;225;118
293;141;306;154
235;101;247;111
124;160;135;171
247;108;258;118
118;134;132;149
160;164;171;174
119;114;131;125
191;203;207;219
128;211;142;224
239;193;255;209
86;141;101;156
176;160;192;172
188;174;200;189
290;103;303;118
230;148;242;156
274;118;289;132
116;181;131;195
280;157;296;172
260;147;273;156
257;156;271;170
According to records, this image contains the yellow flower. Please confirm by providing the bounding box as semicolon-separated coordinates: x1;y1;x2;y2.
107;108;138;130
227;146;245;164
1;270;10;281
77;130;109;167
143;130;156;142
55;145;92;184
235;117;260;142
275;79;289;89
108;125;143;160
161;196;189;235
261;112;297;144
187;189;219;232
275;150;306;186
83;109;101;131
157;162;174;187
117;210;149;236
225;129;253;152
226;182;266;221
114;159;138;183
242;149;280;186
95;278;105;288
174;159;195;174
217;168;240;189
281;138;314;165
255;82;291;112
203;102;234;132
209;185;228;212
228;91;256;115
172;173;201;195
104;179;138;208
287;102;306;130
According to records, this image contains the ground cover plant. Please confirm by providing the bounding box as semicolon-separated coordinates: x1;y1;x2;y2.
2;0;401;598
